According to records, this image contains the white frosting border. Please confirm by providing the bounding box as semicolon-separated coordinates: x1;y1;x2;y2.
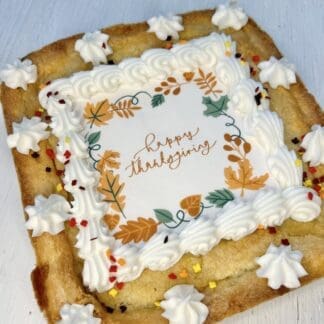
38;33;320;293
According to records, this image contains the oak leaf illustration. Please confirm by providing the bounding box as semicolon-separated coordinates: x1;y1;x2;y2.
97;150;120;171
103;214;120;230
84;100;113;127
224;159;269;196
194;68;222;95
112;99;141;118
98;170;126;214
114;217;158;244
180;195;202;217
183;72;194;81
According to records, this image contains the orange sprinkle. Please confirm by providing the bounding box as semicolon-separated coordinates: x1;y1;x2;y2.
106;249;111;258
179;269;188;278
178;39;188;45
117;258;126;266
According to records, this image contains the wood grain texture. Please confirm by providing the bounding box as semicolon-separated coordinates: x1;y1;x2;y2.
0;0;323;323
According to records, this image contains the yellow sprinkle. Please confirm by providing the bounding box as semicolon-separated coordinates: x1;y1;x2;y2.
192;263;202;273
225;41;231;48
295;159;302;167
258;224;265;230
240;60;247;66
209;281;217;289
106;249;111;257
56;183;63;192
38;108;44;112
179;269;188;278
304;179;312;187
261;91;267;98
108;288;118;298
178;39;188;45
117;258;126;266
65;136;71;143
154;301;161;308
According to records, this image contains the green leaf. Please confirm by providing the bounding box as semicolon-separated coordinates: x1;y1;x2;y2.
87;131;101;145
151;94;165;108
202;95;229;117
154;209;174;223
205;188;234;208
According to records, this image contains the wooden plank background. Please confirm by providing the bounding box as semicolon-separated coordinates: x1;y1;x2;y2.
0;0;323;323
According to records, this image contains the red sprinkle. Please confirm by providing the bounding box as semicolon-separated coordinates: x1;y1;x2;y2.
320;176;324;183
308;166;317;174
34;111;42;117
313;178;320;185
64;150;71;159
110;255;117;263
302;171;308;181
298;147;306;153
72;179;77;186
68;217;77;227
102;42;106;49
46;91;52;97
80;220;88;227
109;276;117;283
45;80;51;85
116;282;125;290
307;192;314;200
281;238;290;246
268;227;277;234
56;170;64;176
168;273;177;280
109;265;118;272
252;55;260;63
313;184;321;193
46;148;55;160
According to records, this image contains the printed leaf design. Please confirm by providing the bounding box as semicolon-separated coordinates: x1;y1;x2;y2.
194;68;222;95
224;159;269;196
202;95;229;117
113;99;141;118
154;77;181;95
103;214;120;230
97;150;120;171
84;100;113;127
180;195;202;217
87;131;101;145
183;72;194;81
205;189;234;208
114;217;158;244
154;209;174;223
98;170;126;215
151;94;165;108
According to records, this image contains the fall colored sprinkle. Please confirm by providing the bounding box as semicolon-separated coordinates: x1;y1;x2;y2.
268;227;277;234
179;269;188;278
45;116;51;122
298;147;306;153
31;152;40;158
54;91;59;96
109;265;118;272
304;179;312;187
168;273;177;280
56;170;64;176
110;255;117;263
68;217;77;227
79;186;85;190
64;150;71;159
46;148;55;160
235;53;242;58
165;42;173;49
252;55;260;63
307;192;314;200
209;281;217;289
45;167;51;173
106;306;114;314
65;136;71;143
154;301;161;308
192;263;202;273
117;258;126;266
281;238;290;246
258;224;265;230
46;91;52;97
90;237;98;241
106;249;111;258
303;171;308;181
313;178;320;185
320;176;324;183
108;288;118;298
291;137;300;144
34;111;42;117
120;305;127;313
164;236;169;244
64;160;70;165
116;282;125;290
80;219;88;227
72;179;77;186
177;39;188;45
56;183;63;192
109;276;117;283
225;41;231;48
58;99;66;104
314;184;321;193
225;50;232;57
308;166;317;174
295;159;302;167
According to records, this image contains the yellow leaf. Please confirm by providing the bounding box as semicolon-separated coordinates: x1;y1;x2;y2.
103;214;120;230
83;100;113;127
180;195;202;217
97;150;120;171
114;217;158;244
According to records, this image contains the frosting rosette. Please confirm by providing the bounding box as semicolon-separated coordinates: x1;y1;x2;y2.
147;14;184;40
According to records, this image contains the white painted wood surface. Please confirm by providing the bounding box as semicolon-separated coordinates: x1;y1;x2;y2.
0;0;323;323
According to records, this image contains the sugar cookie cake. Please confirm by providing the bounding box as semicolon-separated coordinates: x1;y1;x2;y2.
1;2;324;323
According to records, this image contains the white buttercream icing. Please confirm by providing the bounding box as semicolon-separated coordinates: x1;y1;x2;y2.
300;124;324;166
75;31;112;65
58;303;101;324
212;1;248;30
7;117;50;154
0;59;37;90
25;194;70;236
256;243;308;289
147;14;184;41
258;57;296;89
160;285;208;324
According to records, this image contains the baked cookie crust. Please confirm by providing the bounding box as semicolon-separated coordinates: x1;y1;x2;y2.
1;9;323;323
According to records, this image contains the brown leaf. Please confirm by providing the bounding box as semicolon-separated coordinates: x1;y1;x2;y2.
164;89;170;95
161;81;168;86
112;100;141;119
103;214;120;230
167;77;177;83
97;150;120;171
198;68;205;79
173;87;181;95
98;170;126;213
180;195;202;217
183;72;194;81
228;155;241;162
155;87;163;92
114;217;158;244
84;100;113;127
225;159;269;196
243;142;251;154
193;77;203;83
224;133;232;142
234;138;242;146
223;145;233;151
